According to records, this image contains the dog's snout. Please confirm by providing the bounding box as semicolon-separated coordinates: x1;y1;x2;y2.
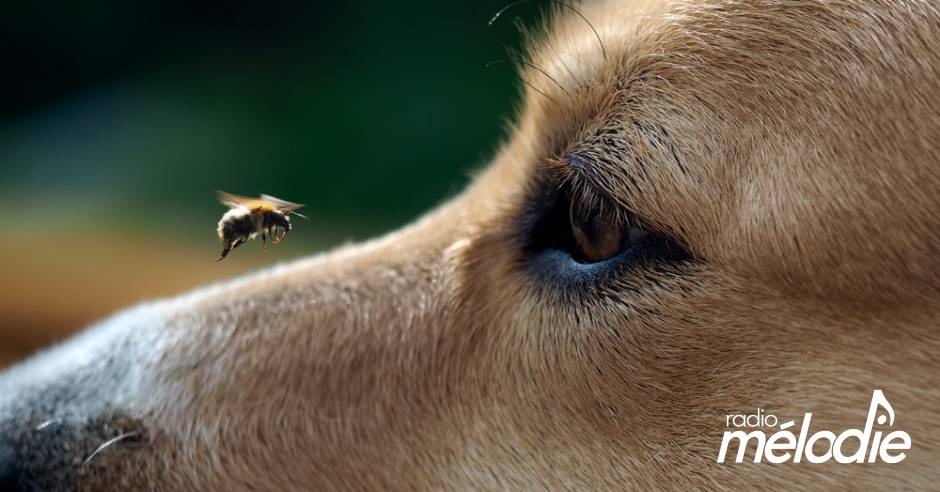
0;397;45;492
0;464;16;492
0;380;27;491
0;429;20;492
0;415;73;492
0;316;156;491
0;408;39;492
0;395;149;491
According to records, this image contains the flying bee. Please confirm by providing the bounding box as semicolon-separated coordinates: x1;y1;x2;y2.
215;191;307;261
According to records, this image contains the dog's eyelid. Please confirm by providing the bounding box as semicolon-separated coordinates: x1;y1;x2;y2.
547;152;693;255
547;152;614;199
549;151;638;223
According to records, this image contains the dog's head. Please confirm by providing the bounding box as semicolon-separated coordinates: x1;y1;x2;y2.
2;0;939;489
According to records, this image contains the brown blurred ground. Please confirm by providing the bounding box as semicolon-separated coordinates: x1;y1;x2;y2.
0;227;304;368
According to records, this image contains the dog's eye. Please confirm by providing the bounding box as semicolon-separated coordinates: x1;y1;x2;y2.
523;178;690;283
568;199;646;263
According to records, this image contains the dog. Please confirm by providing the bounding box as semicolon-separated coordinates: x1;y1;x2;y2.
2;0;939;489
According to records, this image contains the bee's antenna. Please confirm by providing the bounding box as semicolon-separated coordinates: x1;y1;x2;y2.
290;211;309;220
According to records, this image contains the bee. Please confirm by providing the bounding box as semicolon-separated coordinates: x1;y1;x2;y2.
215;191;307;261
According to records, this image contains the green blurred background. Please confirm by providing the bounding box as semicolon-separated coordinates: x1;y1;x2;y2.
0;0;542;366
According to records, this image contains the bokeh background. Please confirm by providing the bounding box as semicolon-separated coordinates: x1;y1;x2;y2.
0;0;542;367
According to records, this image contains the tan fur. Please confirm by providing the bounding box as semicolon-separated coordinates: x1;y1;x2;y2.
3;0;940;489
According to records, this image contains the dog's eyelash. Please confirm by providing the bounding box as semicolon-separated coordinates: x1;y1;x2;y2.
545;152;691;252
546;156;639;233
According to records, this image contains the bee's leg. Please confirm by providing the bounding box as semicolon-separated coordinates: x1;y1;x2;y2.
272;226;280;244
262;229;267;251
216;242;233;262
232;237;245;249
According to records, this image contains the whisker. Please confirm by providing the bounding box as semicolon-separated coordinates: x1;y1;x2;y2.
541;22;587;88
35;419;61;431
489;0;608;61
520;78;560;105
485;60;560;105
81;431;141;467
485;57;569;96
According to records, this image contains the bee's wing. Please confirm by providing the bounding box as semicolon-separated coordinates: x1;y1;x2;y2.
216;190;257;208
260;194;305;212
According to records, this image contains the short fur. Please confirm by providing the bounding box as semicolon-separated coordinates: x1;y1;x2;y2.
1;0;939;490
